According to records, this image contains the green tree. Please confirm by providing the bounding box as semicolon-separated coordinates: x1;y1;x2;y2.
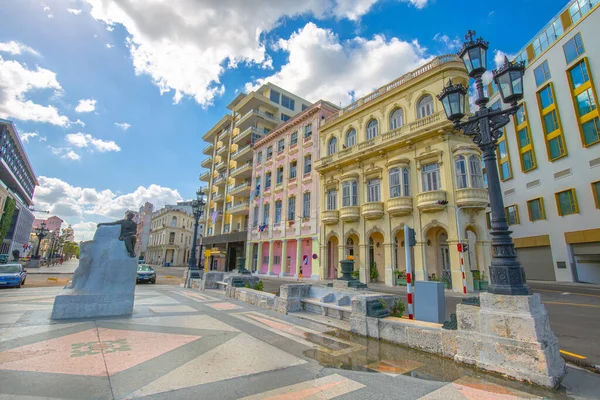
0;198;16;244
62;241;80;259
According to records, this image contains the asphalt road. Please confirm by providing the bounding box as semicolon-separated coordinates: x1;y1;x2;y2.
259;277;600;369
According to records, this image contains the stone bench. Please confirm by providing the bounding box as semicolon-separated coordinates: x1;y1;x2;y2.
215;281;228;290
301;297;352;320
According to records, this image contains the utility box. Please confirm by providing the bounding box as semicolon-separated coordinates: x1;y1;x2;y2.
414;281;445;323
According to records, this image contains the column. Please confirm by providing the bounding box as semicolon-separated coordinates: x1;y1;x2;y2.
256;241;263;273
280;239;287;277
337;243;345;279
245;242;253;271
384;243;395;287
359;244;368;283
311;237;320;280
413;243;427;281
296;239;302;278
267;240;274;275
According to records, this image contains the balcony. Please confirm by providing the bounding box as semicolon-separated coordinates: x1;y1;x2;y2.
303;134;313;147
234;126;260;143
230;161;252;178
237;109;280;130
202;143;214;156
228;182;252;197
455;188;489;209
387;196;413;216
212;192;224;202
217;129;231;141
201;157;212;168
200;171;211;182
216;144;229;156
231;144;252;162
361;202;384;219
322;210;339;225
215;161;226;171
227;201;249;215
416;190;447;212
340;206;360;222
213;176;226;187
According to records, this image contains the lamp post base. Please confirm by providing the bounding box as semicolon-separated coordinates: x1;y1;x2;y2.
455;292;565;388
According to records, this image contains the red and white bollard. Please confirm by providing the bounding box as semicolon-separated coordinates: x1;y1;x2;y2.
404;224;414;319
458;243;467;295
406;268;413;319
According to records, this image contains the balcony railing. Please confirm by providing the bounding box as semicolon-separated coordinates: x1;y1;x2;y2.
322;54;461;126
228;201;250;214
387;196;413;216
455;188;489;209
322;210;339;225
202;144;214;155
361;202;384;219
316;111;446;170
340;206;360;222
217;129;231;140
213;176;225;185
229;181;252;195
232;144;251;159
416;190;447;212
234;126;260;143
230;161;252;175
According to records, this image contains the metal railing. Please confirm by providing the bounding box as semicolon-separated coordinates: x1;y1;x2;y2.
230;161;252;175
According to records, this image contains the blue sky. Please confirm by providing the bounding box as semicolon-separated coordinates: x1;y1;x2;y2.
0;0;570;240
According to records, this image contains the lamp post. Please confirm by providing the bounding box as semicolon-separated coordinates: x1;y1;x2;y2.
437;30;530;296
33;222;49;259
187;189;206;281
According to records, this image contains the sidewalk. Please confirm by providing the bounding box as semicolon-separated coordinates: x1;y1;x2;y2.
26;259;79;274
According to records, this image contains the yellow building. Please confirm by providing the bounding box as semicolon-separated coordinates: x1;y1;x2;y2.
316;54;491;291
146;208;196;267
200;83;311;271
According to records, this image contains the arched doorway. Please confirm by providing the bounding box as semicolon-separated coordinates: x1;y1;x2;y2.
345;233;360;275
327;235;339;279
425;226;450;286
368;232;385;282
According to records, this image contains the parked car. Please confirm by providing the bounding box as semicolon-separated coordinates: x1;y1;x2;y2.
137;259;145;265
0;264;27;288
0;254;8;264
136;264;156;284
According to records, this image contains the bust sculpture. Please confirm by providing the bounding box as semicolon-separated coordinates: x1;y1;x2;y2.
97;212;137;257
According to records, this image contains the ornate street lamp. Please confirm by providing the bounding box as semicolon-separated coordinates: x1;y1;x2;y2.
437;30;529;296
33;221;49;259
187;189;206;280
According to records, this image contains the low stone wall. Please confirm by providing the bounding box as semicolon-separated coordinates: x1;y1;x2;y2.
225;286;280;311
199;272;225;290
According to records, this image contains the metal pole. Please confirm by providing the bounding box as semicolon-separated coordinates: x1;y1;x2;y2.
455;205;486;294
404;225;414;320
188;211;200;271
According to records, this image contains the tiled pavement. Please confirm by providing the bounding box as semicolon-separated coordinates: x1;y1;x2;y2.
0;286;595;399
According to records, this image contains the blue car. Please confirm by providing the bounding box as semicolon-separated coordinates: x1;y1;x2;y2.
0;264;27;288
136;264;156;284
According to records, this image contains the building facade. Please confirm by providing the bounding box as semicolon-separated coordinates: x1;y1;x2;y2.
146;208;195;267
31;216;64;258
200;83;311;272
491;0;600;283
316;55;491;290
135;202;154;259
245;101;339;279
0;119;38;256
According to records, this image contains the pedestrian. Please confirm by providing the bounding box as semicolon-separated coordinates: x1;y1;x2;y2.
59;256;63;265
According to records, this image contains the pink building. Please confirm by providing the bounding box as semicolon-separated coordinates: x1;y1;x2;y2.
32;216;63;235
246;101;339;279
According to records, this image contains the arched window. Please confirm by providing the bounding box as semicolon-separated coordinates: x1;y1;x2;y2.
455;155;468;189
171;216;177;227
417;95;434;119
469;155;484;188
346;129;356;148
366;119;379;140
328;137;338;155
390;108;404;130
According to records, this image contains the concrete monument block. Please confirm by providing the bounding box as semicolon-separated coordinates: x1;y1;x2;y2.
51;226;137;320
200;272;225;290
455;292;565;388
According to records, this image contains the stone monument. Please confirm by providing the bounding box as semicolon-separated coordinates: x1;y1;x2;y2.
51;220;137;320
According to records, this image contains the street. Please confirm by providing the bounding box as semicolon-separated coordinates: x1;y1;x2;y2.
12;260;600;368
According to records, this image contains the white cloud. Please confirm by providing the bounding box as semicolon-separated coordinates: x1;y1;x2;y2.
73;118;86;127
19;132;38;143
493;50;515;69
106;25;114;32
83;0;431;108
0;56;70;126
114;122;130;131
63;150;81;160
246;22;431;106
74;98;96;113
433;33;461;51
48;13;54;18
105;43;113;49
0;41;40;56
48;146;82;160
39;136;47;142
67;8;83;15
33;176;183;240
65;132;121;152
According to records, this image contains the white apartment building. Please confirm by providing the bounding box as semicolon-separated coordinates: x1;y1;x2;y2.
490;0;600;283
